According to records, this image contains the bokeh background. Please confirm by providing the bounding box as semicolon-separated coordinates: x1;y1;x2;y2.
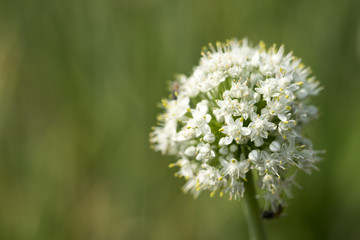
0;0;359;239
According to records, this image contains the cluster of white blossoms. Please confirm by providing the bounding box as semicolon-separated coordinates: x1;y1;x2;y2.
150;39;323;208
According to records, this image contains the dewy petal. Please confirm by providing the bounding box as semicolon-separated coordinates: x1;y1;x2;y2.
203;124;211;134
267;122;277;130
205;114;212;123
241;127;251;136
223;136;233;145
198;102;208;115
220;158;229;168
219;137;226;146
195;128;202;137
225;115;234;125
235;118;244;127
185;146;196;156
221;125;229;134
191;110;199;119
278;113;287;122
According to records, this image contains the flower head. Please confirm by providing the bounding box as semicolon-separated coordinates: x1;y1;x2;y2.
150;39;323;206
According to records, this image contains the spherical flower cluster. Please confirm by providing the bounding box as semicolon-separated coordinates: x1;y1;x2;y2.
150;39;323;208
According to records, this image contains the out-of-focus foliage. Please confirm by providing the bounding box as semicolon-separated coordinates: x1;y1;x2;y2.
0;0;359;239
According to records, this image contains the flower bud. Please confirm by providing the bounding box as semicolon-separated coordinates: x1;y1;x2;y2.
269;141;281;152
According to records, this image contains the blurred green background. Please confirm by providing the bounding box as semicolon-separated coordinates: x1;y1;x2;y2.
0;0;359;239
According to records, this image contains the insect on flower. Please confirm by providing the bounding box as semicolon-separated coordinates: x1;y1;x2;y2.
262;204;283;220
171;81;180;100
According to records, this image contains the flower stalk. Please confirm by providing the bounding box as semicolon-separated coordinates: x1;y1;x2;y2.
242;170;267;240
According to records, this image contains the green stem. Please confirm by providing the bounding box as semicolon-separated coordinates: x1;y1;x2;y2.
242;170;267;240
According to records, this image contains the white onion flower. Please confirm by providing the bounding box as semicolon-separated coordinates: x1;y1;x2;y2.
150;39;323;208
